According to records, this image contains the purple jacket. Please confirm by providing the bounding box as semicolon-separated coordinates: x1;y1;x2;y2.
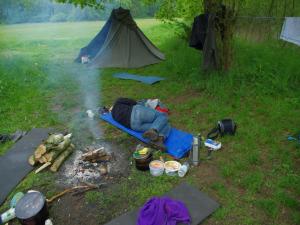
137;197;191;225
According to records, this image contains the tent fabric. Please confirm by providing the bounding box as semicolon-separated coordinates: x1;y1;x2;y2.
75;7;165;68
280;17;300;46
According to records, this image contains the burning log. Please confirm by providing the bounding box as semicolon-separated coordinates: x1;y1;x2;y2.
81;147;112;163
50;145;75;172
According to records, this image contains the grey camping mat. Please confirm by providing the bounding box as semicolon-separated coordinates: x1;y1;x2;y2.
105;182;219;225
0;128;52;205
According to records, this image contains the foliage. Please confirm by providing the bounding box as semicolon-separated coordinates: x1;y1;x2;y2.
0;0;157;24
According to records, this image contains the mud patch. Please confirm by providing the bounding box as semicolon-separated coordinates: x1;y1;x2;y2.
50;193;99;225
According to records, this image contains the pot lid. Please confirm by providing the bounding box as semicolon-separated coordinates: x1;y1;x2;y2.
15;191;45;219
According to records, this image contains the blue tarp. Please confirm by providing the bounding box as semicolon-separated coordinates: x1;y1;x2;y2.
113;73;165;85
100;113;193;158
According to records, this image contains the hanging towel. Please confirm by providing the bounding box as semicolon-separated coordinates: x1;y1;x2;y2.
280;17;300;46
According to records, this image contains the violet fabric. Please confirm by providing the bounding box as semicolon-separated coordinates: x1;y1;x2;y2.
137;197;191;225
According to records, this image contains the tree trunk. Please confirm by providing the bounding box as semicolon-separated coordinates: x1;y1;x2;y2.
202;0;236;72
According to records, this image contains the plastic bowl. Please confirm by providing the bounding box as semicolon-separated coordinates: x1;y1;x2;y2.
164;161;181;176
149;160;165;176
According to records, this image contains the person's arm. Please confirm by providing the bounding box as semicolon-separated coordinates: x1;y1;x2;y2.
115;98;137;106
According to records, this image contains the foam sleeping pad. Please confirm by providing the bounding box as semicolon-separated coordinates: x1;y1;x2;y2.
113;73;165;85
104;182;220;225
100;113;193;158
0;128;53;205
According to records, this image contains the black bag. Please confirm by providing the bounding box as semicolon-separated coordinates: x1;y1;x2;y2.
207;119;237;139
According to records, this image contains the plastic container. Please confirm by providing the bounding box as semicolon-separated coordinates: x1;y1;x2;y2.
0;208;16;224
164;161;181;176
178;162;190;177
149;160;165;176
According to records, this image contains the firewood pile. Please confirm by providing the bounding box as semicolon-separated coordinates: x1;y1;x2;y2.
28;133;75;173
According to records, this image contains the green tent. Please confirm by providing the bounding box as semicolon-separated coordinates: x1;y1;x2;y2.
76;7;165;68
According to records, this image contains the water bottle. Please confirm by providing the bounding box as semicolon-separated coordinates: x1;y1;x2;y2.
178;162;190;177
0;208;16;224
192;136;199;166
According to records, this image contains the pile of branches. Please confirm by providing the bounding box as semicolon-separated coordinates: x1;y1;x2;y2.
28;133;75;173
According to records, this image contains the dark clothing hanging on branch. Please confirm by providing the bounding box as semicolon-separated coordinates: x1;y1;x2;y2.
190;4;227;71
203;13;220;71
189;14;209;50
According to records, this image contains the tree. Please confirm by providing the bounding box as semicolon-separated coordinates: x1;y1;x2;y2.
55;0;110;8
143;0;299;71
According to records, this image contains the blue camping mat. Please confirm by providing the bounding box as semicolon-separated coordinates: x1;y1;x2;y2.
113;73;165;85
100;113;193;158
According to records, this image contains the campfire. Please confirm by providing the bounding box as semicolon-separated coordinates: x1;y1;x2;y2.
59;142;128;186
80;146;114;176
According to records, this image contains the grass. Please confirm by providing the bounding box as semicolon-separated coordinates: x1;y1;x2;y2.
0;19;300;224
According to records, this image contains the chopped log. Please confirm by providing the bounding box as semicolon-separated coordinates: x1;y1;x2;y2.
81;148;109;162
38;156;48;164
35;162;51;174
45;133;64;146
28;155;37;166
44;144;75;162
50;137;71;152
34;144;47;159
50;146;74;172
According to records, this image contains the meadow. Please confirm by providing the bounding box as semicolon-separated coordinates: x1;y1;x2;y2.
0;19;299;224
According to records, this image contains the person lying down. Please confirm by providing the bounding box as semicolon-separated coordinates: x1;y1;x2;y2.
110;97;170;151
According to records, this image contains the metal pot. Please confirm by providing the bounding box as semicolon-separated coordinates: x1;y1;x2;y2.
134;153;153;171
15;191;49;225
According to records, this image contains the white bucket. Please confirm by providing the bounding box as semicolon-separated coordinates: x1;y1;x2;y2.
149;160;164;176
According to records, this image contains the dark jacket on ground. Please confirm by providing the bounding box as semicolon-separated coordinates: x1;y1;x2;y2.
112;98;137;128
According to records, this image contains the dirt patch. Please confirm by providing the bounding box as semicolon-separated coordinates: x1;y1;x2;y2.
166;89;201;105
50;193;99;225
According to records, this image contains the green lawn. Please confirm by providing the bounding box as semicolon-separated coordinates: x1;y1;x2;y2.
0;19;300;225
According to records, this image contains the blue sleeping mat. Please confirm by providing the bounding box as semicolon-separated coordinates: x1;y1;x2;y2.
113;73;165;85
100;113;193;158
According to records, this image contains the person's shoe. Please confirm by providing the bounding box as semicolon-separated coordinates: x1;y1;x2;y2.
150;136;166;151
143;129;159;141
